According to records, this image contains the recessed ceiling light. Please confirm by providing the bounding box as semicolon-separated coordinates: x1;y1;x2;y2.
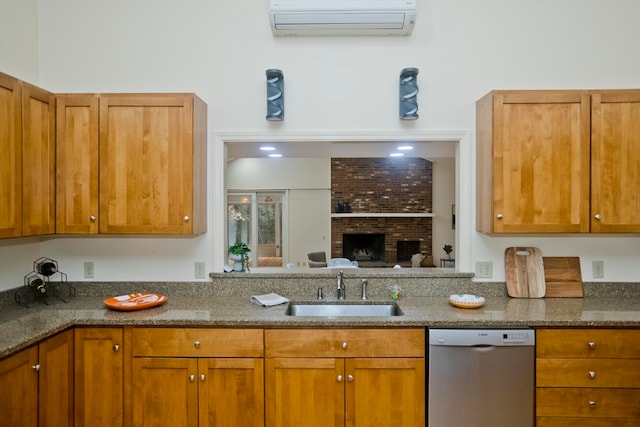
397;145;414;151
260;146;276;151
268;153;283;158
390;152;404;157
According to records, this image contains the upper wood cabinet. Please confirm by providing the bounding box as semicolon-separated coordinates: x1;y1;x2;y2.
56;93;207;235
0;72;22;238
56;94;100;234
590;91;640;232
477;89;640;233
0;72;55;238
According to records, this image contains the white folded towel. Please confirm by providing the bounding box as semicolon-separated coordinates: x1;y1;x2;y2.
250;293;289;307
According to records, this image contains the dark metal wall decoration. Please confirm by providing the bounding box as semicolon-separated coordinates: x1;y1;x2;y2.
399;67;419;120
266;69;284;120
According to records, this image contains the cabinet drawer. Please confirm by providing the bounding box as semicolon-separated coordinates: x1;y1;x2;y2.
537;329;640;358
536;388;640;418
537;417;640;427
537;358;640;387
265;329;424;358
132;328;263;357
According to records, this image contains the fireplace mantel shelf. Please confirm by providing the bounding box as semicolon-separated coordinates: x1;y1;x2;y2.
331;213;434;218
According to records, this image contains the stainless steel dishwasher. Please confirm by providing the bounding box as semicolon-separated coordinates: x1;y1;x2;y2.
428;328;535;427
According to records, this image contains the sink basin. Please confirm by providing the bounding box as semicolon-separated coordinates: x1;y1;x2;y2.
285;301;403;317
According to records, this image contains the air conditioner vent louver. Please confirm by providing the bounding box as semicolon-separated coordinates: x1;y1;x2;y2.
270;0;416;36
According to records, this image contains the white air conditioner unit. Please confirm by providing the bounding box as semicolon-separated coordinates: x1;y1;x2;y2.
269;0;417;36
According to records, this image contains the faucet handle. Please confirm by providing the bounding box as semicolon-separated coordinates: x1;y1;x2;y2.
360;278;368;300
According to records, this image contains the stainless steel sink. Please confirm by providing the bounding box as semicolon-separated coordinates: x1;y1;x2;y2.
285;301;403;317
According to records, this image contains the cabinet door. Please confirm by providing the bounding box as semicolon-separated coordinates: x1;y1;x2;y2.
476;91;591;233
346;358;425;427
0;346;38;427
75;328;124;427
591;90;640;232
99;94;206;234
132;357;199;427
199;358;264;427
39;330;74;427
56;95;99;234
0;72;22;238
266;358;345;427
21;82;55;236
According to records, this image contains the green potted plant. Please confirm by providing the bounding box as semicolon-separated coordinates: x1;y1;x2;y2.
229;243;251;272
443;244;453;260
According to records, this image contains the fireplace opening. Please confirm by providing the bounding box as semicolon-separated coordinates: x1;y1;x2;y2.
396;240;421;262
343;234;385;262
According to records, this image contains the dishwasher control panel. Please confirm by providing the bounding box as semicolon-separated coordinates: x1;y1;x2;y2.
429;328;535;346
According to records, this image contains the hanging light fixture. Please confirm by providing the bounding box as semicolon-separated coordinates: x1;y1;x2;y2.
265;69;284;121
399;67;419;120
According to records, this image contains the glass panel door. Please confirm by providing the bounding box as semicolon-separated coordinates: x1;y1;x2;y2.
257;194;283;267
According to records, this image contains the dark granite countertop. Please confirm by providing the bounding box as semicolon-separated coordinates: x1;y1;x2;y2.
1;283;639;359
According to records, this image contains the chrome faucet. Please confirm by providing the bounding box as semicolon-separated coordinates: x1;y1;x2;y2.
337;270;346;300
360;278;368;300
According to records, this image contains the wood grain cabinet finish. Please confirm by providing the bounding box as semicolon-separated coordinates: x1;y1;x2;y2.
265;329;425;427
130;328;264;427
0;330;73;427
0;72;23;238
0;72;55;238
74;327;124;427
477;89;640;234
536;328;640;426
98;94;207;235
56;94;100;234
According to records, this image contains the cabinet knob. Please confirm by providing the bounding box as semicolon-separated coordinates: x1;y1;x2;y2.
496;213;503;219
342;342;348;349
183;215;190;222
200;374;205;382
337;375;343;382
347;374;354;382
32;364;41;372
89;215;96;222
589;400;596;408
594;214;602;220
194;341;201;348
588;341;596;349
588;371;596;379
189;374;195;382
113;344;120;352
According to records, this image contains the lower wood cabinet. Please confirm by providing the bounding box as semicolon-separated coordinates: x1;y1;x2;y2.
74;327;124;427
0;329;73;427
265;329;425;427
130;327;264;427
536;328;640;426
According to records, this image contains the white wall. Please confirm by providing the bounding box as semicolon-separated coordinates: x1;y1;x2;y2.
0;0;39;82
1;0;639;290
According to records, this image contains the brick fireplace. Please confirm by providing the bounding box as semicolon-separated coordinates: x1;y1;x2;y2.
331;157;433;266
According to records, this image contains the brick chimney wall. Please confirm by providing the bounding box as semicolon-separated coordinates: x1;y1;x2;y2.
331;157;433;265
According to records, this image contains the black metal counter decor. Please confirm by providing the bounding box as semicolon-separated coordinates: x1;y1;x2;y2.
16;257;75;307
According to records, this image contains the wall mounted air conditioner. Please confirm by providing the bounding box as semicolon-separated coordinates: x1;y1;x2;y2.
269;0;417;36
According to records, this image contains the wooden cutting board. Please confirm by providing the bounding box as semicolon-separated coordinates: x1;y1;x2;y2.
543;257;584;297
504;247;546;298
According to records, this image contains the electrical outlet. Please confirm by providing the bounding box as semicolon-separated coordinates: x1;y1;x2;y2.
592;260;604;279
84;261;95;278
475;261;493;278
195;262;206;279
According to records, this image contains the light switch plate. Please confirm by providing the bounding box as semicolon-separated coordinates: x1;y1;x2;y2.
475;261;493;278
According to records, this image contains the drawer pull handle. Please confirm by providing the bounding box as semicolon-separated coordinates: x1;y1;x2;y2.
347;374;354;382
337;375;343;382
588;341;596;349
589;400;596;408
496;213;503;219
200;374;205;381
32;364;41;372
113;344;120;352
189;374;195;382
194;341;201;348
588;371;596;379
342;342;348;349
